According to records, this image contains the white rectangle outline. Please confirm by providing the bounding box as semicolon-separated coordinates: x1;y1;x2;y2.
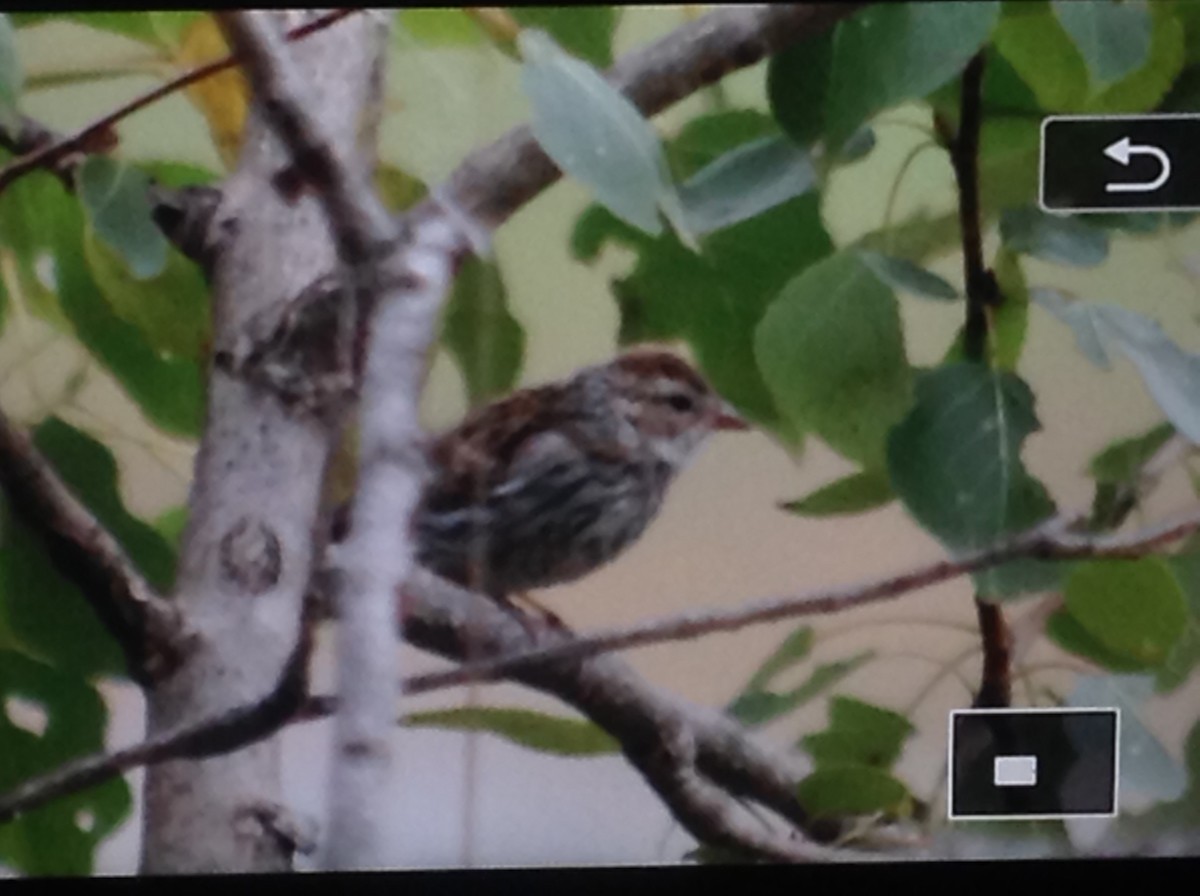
993;754;1038;787
946;706;1121;822
1038;112;1200;214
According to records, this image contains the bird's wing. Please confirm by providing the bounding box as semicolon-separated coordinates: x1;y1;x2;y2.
422;382;624;514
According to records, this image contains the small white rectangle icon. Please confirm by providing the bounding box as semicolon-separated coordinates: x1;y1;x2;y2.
994;755;1038;787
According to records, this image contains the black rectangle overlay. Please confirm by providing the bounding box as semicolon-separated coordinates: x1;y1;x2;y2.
1041;114;1200;213
949;708;1118;820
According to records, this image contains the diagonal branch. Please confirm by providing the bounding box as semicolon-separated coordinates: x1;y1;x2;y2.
0;9;361;196
5;504;1196;855
0;591;320;827
400;506;1200;692
0;408;186;684
419;3;864;233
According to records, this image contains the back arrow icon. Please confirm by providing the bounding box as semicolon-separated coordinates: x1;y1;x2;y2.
1103;136;1171;193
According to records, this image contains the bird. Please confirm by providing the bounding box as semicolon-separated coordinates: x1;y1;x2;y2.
408;349;748;617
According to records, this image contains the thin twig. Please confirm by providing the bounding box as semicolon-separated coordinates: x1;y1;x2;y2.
401;508;1200;693
0;592;320;826
0;8;361;196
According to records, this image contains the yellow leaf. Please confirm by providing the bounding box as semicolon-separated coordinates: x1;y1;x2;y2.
176;16;247;169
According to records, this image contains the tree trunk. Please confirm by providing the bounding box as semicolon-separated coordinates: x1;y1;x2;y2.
140;11;385;873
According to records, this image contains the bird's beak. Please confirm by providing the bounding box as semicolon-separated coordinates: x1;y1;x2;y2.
712;401;749;431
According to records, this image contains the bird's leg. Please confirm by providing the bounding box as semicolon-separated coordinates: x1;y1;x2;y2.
512;590;569;632
491;591;569;637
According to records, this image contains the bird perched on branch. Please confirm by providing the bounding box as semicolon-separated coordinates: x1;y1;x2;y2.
336;349;747;621
414;349;747;610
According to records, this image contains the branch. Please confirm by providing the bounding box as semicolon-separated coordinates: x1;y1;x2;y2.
948;51;994;362
0;592;319;827
416;3;864;231
7;505;1195;857
399;508;1200;693
943;51;1012;707
0;9;361;196
0;408;185;684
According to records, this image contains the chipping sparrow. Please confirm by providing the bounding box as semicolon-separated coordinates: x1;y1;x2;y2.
411;349;747;604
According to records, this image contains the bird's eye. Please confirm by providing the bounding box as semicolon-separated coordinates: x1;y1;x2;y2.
665;393;695;412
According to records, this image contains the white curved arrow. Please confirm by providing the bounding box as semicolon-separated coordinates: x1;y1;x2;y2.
1103;136;1171;193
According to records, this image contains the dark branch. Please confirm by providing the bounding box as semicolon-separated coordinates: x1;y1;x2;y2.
0;592;319;826
0;9;361;197
948;51;996;363
945;51;1012;707
0;410;185;684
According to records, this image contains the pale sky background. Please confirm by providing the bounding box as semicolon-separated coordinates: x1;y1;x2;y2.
2;8;1199;872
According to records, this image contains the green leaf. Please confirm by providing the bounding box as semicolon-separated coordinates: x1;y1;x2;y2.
77;157;168;280
139;158;220;190
886;363;1060;598
519;29;679;239
153;505;189;550
768;3;1000;151
990;245;1029;371
728;653;874;727
1033;292;1200;443
1052;0;1152;86
995;0;1183;112
1088;422;1175;484
755;251;912;469
801;696;914;769
796;764;912;819
83;228;210;360
441;256;525;407
33;418;177;590
1157;549;1200;691
511;6;617;68
780;470;894;517
50;189;205;437
1086;2;1184;113
1046;608;1153;672
0;14;21;132
856;249;958;301
0;650;132;875
740;626;814;694
405;707;617;756
374;163;428;213
993;2;1089;109
999;206;1109;267
766;26;835;148
678;136;816;236
1064;558;1187;667
397;9;482;45
0;502;127;680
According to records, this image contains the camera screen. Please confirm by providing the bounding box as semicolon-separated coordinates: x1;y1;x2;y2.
0;3;1198;875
